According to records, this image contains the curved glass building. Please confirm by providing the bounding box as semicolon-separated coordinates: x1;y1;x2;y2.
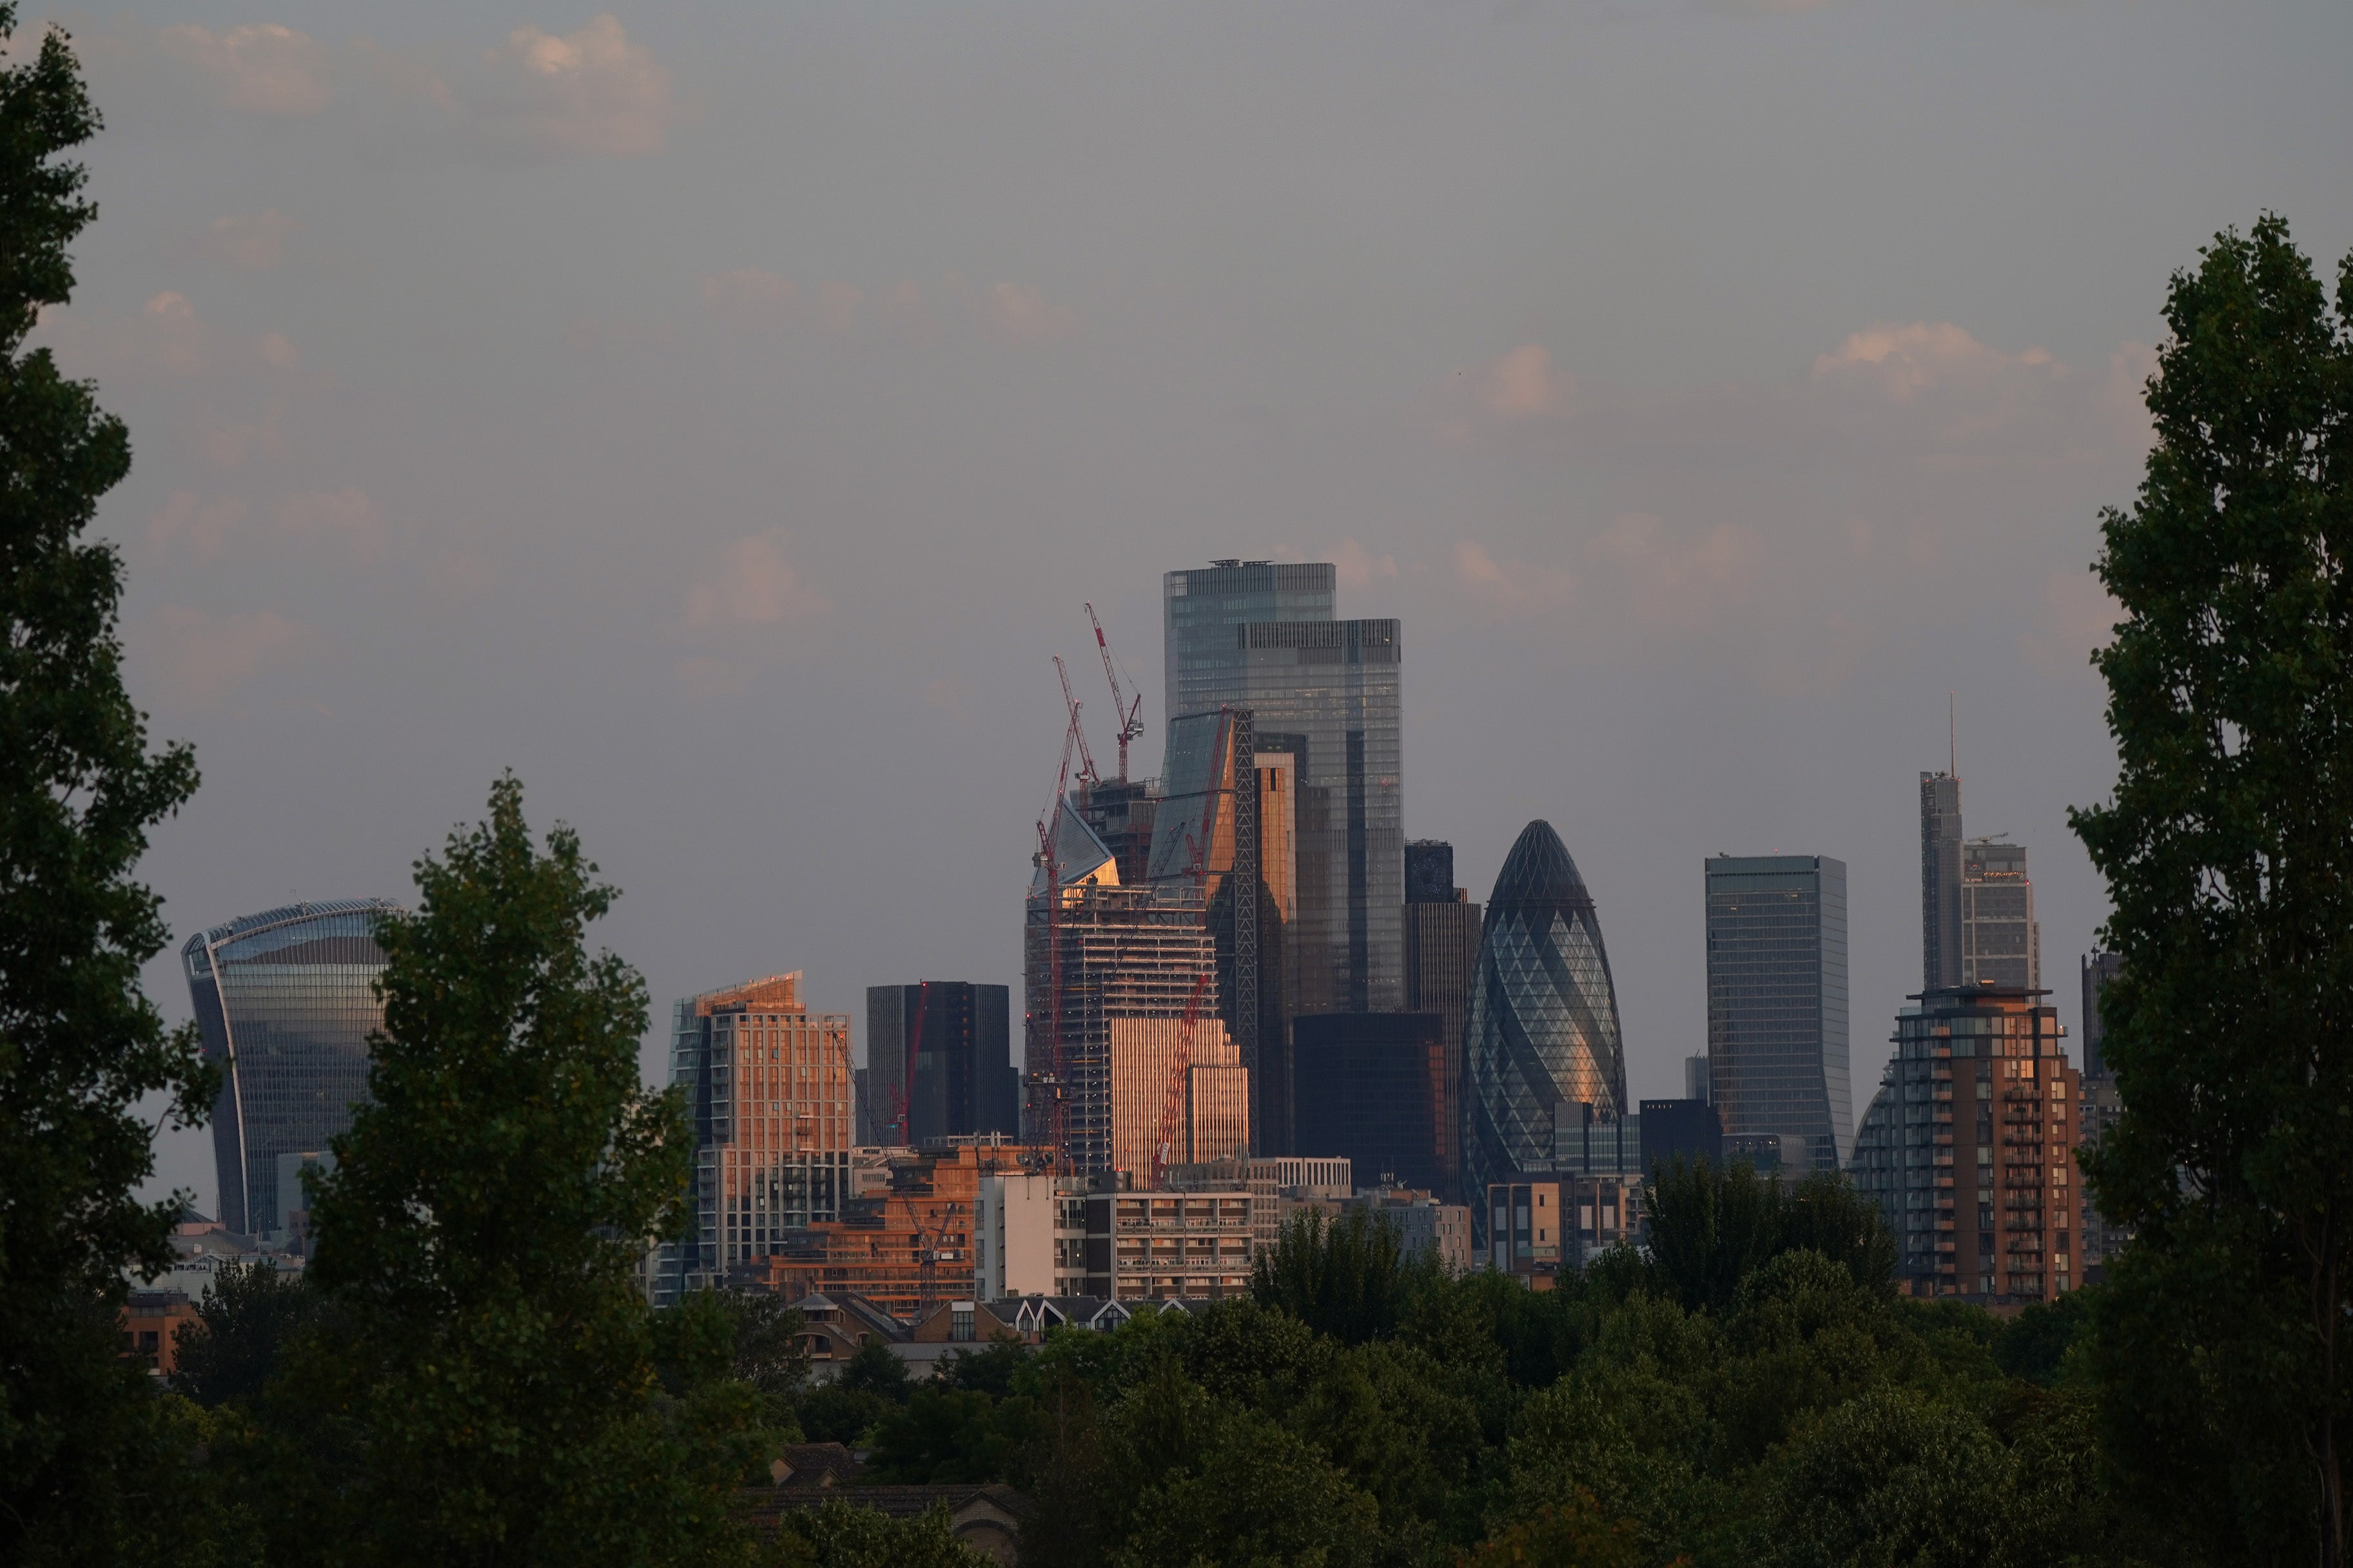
1462;822;1627;1224
182;900;402;1235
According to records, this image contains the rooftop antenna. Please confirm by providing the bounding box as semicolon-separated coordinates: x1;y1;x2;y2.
1948;692;1957;777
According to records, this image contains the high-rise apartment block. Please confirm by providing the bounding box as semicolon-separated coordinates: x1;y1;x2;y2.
182;900;402;1238
864;983;1017;1147
659;973;852;1302
1404;839;1480;1197
1851;984;2082;1302
1704;854;1852;1173
1920;771;1965;989
1919;768;2041;992
1164;561;1403;1016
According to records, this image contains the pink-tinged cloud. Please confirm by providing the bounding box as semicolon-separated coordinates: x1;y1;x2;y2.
149;492;249;558
701;268;798;317
156;23;331;115
1812;321;2050;400
1454;540;1576;621
144;606;313;707
985;283;1079;344
473;16;677;158
195;209;302;269
684;533;828;631
1333;538;1398;590
1479;344;1570;418
1588;513;1762;632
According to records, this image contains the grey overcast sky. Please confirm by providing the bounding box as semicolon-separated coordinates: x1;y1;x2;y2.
40;1;2349;1211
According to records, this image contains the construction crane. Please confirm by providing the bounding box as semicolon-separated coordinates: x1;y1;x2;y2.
1030;666;1089;1170
1053;656;1099;789
886;980;931;1147
912;1199;965;1319
1150;972;1213;1190
1085;603;1146;783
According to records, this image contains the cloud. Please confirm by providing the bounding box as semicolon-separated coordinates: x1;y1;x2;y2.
467;15;677;157
150;492;249;558
278;488;385;562
34;291;298;386
1332;538;1398;590
684;533;827;631
155;23;331;115
1454;540;1577;621
1812;320;2049;400
701;268;798;319
1587;513;1762;632
1478;344;1570;418
193;210;302;269
985;283;1079;345
816;282;863;334
142;606;313;707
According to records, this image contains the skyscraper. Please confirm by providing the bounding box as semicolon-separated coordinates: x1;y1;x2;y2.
1462;821;1628;1237
183;900;402;1237
1163;560;1403;1016
1704;854;1852;1173
1404;838;1481;1198
662;973;852;1302
2080;951;2124;1079
1147;707;1264;1139
865;982;1017;1146
1920;771;1964;989
1961;838;2041;991
1293;1012;1448;1194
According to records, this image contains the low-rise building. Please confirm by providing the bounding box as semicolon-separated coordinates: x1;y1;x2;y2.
1343;1186;1474;1273
122;1289;200;1377
1484;1177;1566;1284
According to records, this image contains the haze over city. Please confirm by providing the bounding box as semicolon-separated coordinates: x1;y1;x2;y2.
44;1;2350;1214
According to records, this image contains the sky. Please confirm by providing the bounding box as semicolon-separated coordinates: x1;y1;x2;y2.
30;1;2350;1212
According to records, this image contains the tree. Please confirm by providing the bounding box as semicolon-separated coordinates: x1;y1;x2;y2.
171;1261;327;1410
761;1498;989;1568
0;8;209;1561
1250;1206;1416;1343
293;777;756;1566
1642;1158;1784;1315
2071;214;2353;1567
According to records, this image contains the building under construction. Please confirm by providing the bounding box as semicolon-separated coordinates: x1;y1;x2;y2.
1025;804;1247;1181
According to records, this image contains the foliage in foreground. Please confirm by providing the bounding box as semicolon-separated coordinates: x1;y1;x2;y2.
0;8;211;1562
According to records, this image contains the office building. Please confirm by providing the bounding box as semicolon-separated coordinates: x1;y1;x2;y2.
1921;771;1965;989
1462;821;1628;1240
1639;1098;1724;1172
1109;1013;1249;1177
1850;985;2081;1303
1291;1012;1448;1194
1684;1054;1710;1102
865;983;1017;1147
183;900;402;1237
1962;839;2041;991
1074;775;1157;889
1163;560;1403;1018
975;1169;1091;1299
1704;854;1853;1173
1484;1177;1567;1281
1025;804;1232;1179
659;973;853;1303
1404;839;1481;1198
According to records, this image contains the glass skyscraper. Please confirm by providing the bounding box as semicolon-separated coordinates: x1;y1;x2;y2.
1162;560;1402;1014
182;900;402;1235
1462;821;1628;1234
1704;854;1851;1172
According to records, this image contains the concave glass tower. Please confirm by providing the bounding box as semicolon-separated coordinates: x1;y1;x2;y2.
1461;822;1628;1228
182;900;400;1235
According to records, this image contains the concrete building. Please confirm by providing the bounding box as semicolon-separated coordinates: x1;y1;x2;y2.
975;1170;1090;1299
1704;853;1852;1172
1163;561;1404;1020
1292;1012;1449;1195
1484;1177;1566;1283
1089;1187;1257;1301
1346;1185;1473;1273
865;983;1017;1148
1404;839;1481;1198
1850;984;2082;1303
658;974;853;1304
1962;839;2042;991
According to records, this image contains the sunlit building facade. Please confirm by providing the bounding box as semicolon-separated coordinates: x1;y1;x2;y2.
1461;821;1628;1241
182;900;402;1237
1704;853;1852;1173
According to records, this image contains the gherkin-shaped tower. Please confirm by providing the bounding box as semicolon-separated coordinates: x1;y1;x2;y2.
1462;821;1627;1228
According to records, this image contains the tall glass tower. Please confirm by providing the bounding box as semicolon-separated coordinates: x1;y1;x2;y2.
1704;854;1851;1172
1162;561;1402;1014
1462;821;1627;1231
182;900;402;1235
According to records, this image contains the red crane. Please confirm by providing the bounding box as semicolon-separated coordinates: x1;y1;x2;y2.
1151;972;1213;1189
1053;655;1099;790
1086;603;1146;783
886;980;931;1147
1031;668;1089;1170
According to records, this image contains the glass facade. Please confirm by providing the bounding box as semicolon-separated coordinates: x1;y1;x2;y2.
1960;838;2040;991
1292;1012;1448;1195
1163;562;1402;1015
1704;854;1852;1172
1461;821;1628;1237
182;900;402;1236
866;982;1017;1145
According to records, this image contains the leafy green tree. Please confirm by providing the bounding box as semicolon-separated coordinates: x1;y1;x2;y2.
1776;1172;1896;1296
761;1498;989;1568
293;777;757;1566
1755;1388;2008;1568
1116;1408;1385;1568
1458;1492;1653;1568
1251;1205;1418;1343
1642;1159;1784;1315
171;1261;328;1410
2071;213;2353;1567
0;8;209;1560
1990;1288;2092;1388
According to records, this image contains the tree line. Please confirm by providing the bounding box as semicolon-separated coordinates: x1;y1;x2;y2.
3;8;2350;1563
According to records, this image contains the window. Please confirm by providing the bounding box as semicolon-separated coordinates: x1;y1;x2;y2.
951;1306;975;1342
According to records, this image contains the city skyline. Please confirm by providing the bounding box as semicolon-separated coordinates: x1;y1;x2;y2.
94;1;2348;1214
